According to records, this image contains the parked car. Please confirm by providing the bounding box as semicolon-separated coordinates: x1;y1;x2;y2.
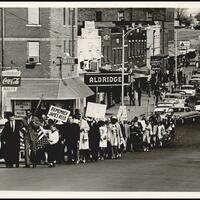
194;100;200;111
180;85;196;96
163;92;188;106
171;105;200;124
189;78;200;88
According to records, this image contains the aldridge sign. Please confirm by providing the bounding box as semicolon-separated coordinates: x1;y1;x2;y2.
84;73;129;86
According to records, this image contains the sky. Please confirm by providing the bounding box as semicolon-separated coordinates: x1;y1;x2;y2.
187;8;200;16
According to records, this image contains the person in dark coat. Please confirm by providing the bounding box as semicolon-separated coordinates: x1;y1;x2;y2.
88;119;100;162
137;88;142;106
21;109;41;168
62;116;80;164
1;112;21;168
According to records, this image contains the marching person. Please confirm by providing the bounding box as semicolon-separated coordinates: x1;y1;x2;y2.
62;115;80;164
107;116;123;159
1;112;21;168
157;121;165;147
21;109;41;168
46;119;59;167
99;120;108;160
143;119;152;152
88;118;100;162
78;113;90;164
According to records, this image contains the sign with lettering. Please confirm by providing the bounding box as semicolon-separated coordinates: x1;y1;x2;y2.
2;76;21;87
84;73;129;86
2;87;17;92
47;105;70;123
2;69;21;77
14;100;31;117
85;102;107;119
117;106;128;121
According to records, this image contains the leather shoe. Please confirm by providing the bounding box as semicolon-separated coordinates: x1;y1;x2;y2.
23;165;30;168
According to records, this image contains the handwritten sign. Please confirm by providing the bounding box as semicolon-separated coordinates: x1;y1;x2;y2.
85;102;107;119
47;105;70;123
117;106;128;121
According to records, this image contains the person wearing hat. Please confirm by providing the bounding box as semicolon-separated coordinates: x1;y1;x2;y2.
1;112;21;168
78;113;90;164
107;116;123;159
46;119;59;167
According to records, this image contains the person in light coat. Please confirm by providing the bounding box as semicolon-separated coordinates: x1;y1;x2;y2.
107;116;123;159
45;119;59;167
143;119;152;152
157;121;165;147
78;114;90;163
99;120;108;160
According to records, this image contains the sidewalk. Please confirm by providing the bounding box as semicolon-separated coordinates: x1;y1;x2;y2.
106;93;155;121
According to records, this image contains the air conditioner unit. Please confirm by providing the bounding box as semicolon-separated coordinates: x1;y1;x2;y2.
28;56;39;64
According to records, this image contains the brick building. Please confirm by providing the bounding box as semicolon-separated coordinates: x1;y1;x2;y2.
0;8;93;117
78;8;174;106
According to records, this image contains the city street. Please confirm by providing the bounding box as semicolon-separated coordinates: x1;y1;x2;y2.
0;121;200;193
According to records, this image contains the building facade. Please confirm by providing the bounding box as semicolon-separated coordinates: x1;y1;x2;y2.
0;8;93;117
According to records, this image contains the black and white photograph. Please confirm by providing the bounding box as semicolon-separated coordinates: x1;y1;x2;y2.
0;1;200;198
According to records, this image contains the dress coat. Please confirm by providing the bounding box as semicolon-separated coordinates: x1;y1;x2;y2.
79;119;90;150
21;116;41;152
1;120;21;164
107;122;123;148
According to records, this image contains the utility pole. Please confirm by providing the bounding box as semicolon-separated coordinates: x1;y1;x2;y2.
122;29;125;106
0;8;4;118
175;29;178;86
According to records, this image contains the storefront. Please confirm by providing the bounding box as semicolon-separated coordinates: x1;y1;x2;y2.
84;72;129;108
5;77;94;119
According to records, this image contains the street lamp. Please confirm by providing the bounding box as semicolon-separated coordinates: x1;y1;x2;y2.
121;26;145;106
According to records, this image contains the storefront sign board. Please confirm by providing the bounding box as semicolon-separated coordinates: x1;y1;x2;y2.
84;73;129;86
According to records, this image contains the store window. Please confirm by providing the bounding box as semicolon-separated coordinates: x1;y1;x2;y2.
96;11;102;22
63;8;66;25
118;11;124;21
28;8;39;25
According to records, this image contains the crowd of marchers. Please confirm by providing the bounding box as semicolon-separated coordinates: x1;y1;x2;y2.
0;108;176;168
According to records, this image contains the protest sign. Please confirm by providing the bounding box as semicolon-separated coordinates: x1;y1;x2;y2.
47;105;70;123
85;102;107;119
117;106;128;121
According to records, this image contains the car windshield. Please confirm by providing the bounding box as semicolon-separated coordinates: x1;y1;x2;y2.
181;86;194;90
173;108;184;112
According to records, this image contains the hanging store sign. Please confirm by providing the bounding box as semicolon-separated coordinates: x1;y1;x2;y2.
2;69;21;87
84;73;129;87
2;76;21;87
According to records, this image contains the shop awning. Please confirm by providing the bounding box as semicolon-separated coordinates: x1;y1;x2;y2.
7;77;94;100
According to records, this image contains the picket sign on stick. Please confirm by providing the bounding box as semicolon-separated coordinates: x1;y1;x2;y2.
85;102;107;119
47;105;70;123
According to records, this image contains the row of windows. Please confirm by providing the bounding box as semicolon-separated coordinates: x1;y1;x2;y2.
27;8;75;26
28;40;73;62
96;11;124;22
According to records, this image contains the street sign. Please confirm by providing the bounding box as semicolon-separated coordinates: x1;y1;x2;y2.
2;87;17;92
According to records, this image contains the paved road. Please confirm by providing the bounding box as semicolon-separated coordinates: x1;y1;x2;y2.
0;121;200;194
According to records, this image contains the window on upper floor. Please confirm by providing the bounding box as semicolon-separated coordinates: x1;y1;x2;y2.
96;11;102;22
27;41;40;63
68;8;75;25
118;11;124;21
63;8;66;25
28;8;40;25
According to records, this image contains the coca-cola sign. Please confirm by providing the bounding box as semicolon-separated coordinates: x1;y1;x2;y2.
2;76;21;87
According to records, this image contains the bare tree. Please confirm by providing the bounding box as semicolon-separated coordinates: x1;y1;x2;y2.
176;8;188;19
